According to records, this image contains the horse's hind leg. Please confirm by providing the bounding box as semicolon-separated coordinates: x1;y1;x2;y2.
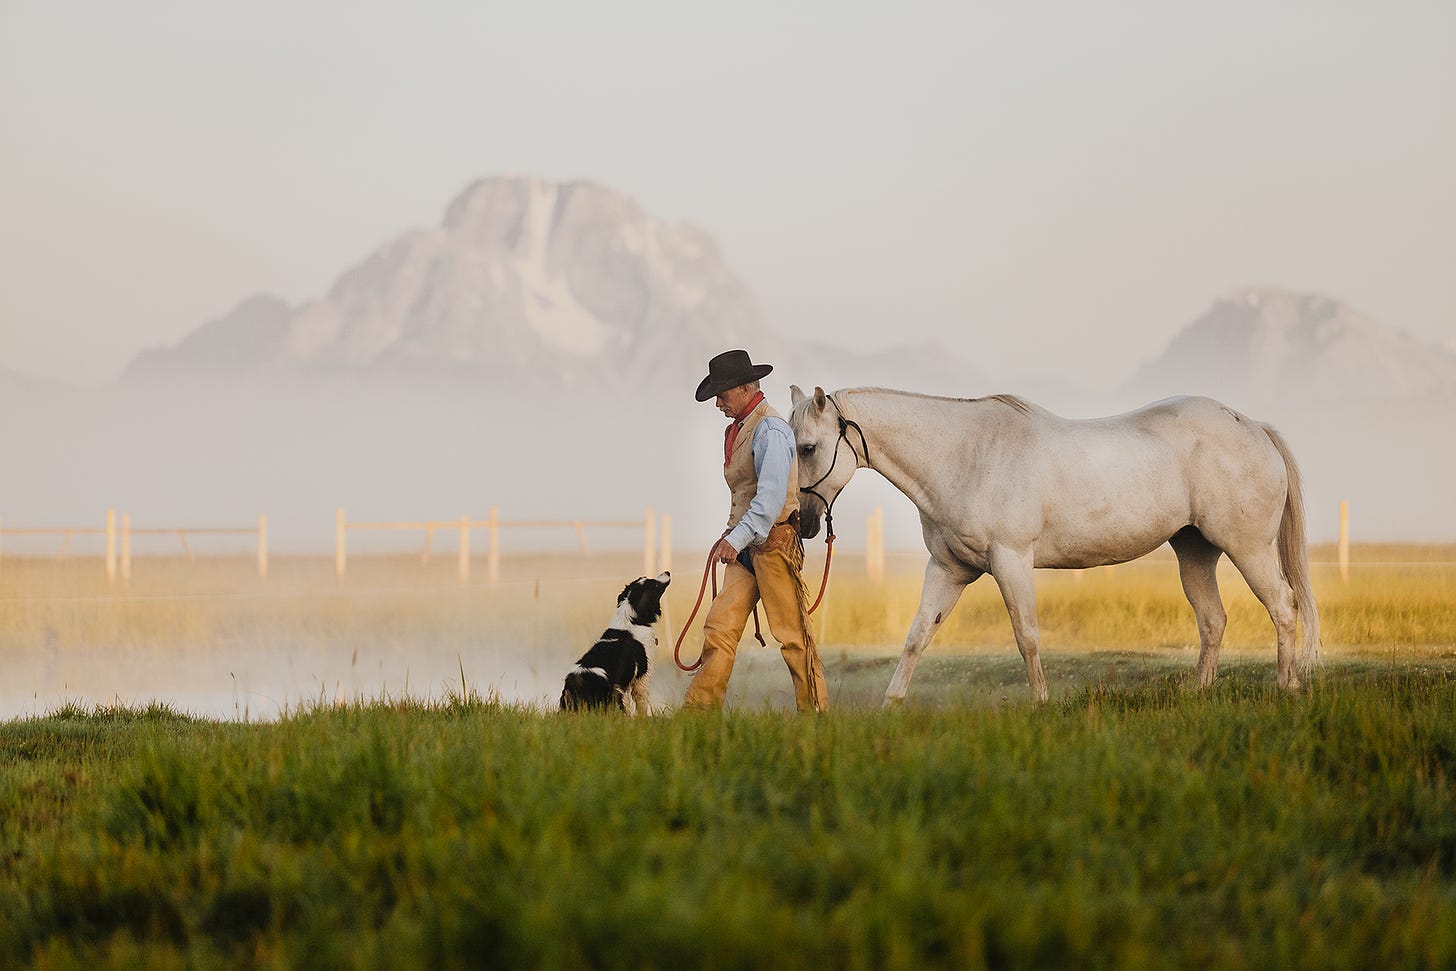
883;559;973;708
988;545;1049;702
1228;543;1300;691
1170;527;1227;688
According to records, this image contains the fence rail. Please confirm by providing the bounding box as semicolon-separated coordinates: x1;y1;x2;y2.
0;500;1393;588
334;507;666;584
0;511;267;580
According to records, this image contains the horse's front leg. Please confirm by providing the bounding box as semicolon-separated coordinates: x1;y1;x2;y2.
883;559;974;708
988;545;1049;702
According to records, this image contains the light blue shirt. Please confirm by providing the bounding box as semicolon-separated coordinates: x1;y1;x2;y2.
725;415;795;553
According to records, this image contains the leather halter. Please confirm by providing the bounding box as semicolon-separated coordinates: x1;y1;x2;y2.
798;394;870;539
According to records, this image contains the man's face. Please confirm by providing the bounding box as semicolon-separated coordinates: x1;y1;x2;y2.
715;384;755;419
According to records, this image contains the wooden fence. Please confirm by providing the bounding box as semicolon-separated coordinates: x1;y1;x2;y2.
334;507;666;584
0;511;267;580
0;501;1374;586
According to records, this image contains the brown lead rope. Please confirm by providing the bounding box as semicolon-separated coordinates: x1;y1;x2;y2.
674;530;732;673
674;525;835;673
676;394;862;680
806;525;835;615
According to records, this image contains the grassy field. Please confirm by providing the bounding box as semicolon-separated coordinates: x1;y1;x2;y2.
2;667;1454;968
0;547;1453;966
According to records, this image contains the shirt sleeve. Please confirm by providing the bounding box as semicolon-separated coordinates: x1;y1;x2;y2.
725;418;795;551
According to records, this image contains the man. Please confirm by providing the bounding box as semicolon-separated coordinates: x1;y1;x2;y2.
683;349;828;712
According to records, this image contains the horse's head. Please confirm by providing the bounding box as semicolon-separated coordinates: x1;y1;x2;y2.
789;385;862;539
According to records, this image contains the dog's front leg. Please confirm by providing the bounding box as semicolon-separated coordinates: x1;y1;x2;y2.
630;677;651;717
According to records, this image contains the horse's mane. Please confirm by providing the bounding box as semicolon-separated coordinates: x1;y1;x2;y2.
841;387;1038;416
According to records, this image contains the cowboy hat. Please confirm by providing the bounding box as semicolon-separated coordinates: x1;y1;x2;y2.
695;349;774;401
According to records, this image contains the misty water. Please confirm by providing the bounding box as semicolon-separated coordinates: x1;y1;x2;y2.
0;552;724;722
5;637;569;723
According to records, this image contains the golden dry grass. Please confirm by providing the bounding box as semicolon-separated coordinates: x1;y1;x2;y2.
0;543;1450;662
811;543;1456;657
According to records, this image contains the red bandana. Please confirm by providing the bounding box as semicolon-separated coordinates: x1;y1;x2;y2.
723;392;765;467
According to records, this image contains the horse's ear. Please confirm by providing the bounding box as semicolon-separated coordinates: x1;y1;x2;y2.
790;385;805;406
813;387;828;413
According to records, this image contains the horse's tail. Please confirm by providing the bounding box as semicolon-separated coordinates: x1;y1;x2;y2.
1262;423;1322;667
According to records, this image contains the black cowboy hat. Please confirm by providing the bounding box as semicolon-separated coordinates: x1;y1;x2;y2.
695;349;774;402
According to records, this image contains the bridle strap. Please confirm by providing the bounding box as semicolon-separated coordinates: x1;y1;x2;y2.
799;395;868;538
799;394;868;615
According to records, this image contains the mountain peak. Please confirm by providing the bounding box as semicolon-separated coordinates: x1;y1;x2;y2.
129;175;769;385
1125;287;1456;406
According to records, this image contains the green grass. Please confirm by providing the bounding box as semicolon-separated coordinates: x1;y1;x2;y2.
1;549;1453;966
2;661;1455;969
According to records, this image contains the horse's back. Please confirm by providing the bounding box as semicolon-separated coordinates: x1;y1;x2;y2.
1117;395;1289;551
1026;395;1288;565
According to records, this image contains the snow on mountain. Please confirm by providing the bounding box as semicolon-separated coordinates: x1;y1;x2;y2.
1123;287;1456;407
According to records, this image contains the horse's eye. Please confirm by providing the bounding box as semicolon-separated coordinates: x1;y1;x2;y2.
801;443;816;457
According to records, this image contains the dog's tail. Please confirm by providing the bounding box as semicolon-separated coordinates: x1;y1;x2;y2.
560;671;586;711
561;669;618;711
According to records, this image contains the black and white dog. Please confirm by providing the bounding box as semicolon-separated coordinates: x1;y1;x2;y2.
559;571;671;715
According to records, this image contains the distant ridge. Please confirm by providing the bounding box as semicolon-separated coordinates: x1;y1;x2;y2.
121;175;987;397
1123;287;1456;407
125;176;774;389
7;178;1443;542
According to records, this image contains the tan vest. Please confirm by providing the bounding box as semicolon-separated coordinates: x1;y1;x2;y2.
725;400;800;536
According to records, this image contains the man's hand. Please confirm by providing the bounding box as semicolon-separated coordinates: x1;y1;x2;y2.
713;537;739;565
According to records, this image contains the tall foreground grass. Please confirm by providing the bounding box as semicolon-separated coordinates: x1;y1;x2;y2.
2;666;1454;968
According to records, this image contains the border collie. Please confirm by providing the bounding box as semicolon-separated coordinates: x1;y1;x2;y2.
560;571;671;715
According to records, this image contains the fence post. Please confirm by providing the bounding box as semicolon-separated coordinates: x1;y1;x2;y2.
659;515;672;575
336;508;347;580
458;515;471;585
1338;500;1349;584
488;506;500;585
106;509;117;582
866;506;885;585
258;514;269;579
644;507;656;577
120;513;132;583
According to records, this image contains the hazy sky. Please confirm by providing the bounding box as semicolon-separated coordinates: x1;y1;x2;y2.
2;1;1452;386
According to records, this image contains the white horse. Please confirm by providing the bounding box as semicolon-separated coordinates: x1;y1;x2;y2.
787;386;1321;705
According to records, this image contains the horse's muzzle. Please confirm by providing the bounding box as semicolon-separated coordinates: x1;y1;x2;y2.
799;508;822;539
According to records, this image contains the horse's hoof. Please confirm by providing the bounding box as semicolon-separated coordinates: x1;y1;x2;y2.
882;694;907;710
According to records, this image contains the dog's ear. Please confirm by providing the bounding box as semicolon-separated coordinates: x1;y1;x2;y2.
617;581;633;604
